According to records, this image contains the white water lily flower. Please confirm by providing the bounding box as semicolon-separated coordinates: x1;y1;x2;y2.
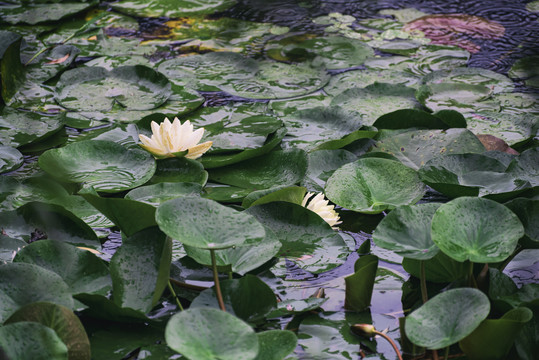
138;117;212;159
302;192;342;230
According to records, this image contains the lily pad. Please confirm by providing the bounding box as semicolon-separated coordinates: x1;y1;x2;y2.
157;52;258;92
0;322;68;360
4;302;91;360
0;107;65;148
111;0;237;17
508;55;539;79
418;153;508;198
110;227;171;313
373;203;441;260
405;288;490;349
165;307;259;360
13;240;111;296
0;145;23;174
416;83;499;113
325;158;425;214
156;196;266;249
208;149;308;190
402;251;469;283
221;61;329;99
331;82;420;125
505;199;539;245
55;65;172;112
241;186;306;209
344;255;379;311
39;140;156;193
202;184;252;203
465;112;538;147
150;157;208;185
45;194;115;229
0;262;74;323
246;202;349;273
431;197;524;263
0;235;26;264
373;128;486;170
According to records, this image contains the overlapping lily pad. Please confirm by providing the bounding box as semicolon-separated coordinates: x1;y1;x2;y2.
0;322;68;360
38;140;156;193
0;146;23;174
0;107;65;148
416;83;499;113
0;2;96;25
325;158;425;213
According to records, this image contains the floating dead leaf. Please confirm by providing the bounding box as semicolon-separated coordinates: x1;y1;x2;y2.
45;54;70;65
476;134;519;154
77;246;102;255
403;14;505;53
88;35;98;41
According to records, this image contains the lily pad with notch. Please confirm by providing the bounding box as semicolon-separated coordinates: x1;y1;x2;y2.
431;197;524;263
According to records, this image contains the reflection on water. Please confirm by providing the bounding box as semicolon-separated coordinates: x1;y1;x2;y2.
222;0;539;74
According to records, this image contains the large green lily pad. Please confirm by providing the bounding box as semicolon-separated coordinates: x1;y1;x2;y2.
39;140;156;193
111;0;237;18
405;288;490;349
0;146;23;174
422;68;515;94
431;197;524;263
0;2;95;25
325;158;425;213
156;197;266;249
55;65;172;112
165;307;259;360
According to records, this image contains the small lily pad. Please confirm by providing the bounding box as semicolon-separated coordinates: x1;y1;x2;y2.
325;158;426;214
431;197;524;263
405;288;490;349
416;83;499;113
125;182;202;206
165;307;259;360
156;197;266;250
422;68;515;94
39;140;156;193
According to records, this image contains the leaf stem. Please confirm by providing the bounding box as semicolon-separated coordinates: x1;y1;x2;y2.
167;280;184;311
468;261;478;288
210;248;226;312
420;260;428;303
444;346;449;359
373;330;403;360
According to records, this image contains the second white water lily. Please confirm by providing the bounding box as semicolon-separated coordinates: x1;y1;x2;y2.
138;117;212;159
302;192;342;230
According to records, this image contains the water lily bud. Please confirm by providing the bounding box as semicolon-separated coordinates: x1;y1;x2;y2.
351;323;376;337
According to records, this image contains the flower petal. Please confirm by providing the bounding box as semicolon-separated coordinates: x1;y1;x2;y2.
186;141;213;159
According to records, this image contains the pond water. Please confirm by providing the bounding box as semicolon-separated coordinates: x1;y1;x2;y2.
1;0;538;359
